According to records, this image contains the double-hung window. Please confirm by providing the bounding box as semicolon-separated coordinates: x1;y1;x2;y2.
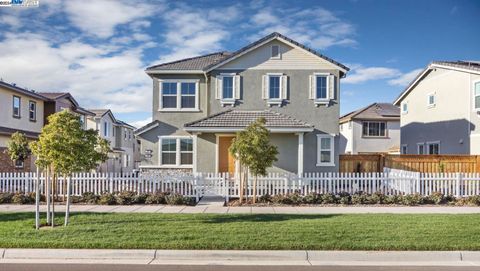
417;143;425;154
159;80;199;111
269;75;281;100
474;81;480;110
317;134;334;166
12;96;20;118
316;75;328;100
222;76;234;100
29;101;36;121
309;73;332;105
362;121;387;137
427;142;440;155
160;137;194;167
103;121;109;137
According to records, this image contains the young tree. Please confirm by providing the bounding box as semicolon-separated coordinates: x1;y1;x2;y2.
229;118;278;203
6;132;31;169
30;110;110;227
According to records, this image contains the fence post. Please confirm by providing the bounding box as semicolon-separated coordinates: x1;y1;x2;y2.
225;174;229;203
416;172;421;194
109;173;113;193
456;173;462;197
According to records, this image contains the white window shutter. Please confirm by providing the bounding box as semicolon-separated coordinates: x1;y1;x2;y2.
158;80;163;109
328;75;335;100
309;75;315;99
234;75;241;100
262;75;268;99
281;75;288;100
215;76;222;99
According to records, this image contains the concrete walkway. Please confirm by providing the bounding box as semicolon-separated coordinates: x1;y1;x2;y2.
1;249;480;266
1;204;480;214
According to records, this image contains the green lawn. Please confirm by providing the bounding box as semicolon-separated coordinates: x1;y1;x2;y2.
1;212;480;250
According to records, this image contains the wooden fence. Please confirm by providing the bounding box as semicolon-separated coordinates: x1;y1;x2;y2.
1;170;480;200
340;154;480;173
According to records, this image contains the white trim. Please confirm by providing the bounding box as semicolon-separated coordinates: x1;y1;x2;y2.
427;92;436;108
431;63;480;75
313;73;331;104
417;142;425;154
184;127;314;133
205;35;348;73
192;134;198;173
401;101;408;114
316;134;335;167
158;136;194;167
146;70;204;74
270;45;281;59
473;79;480;111
158;79;200;111
134;122;159;136
218;73;237;105
426;141;441;155
297;133;304;175
266;73;284;105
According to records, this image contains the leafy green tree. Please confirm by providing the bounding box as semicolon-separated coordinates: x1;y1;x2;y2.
230;118;278;203
30;110;110;227
6;132;30;169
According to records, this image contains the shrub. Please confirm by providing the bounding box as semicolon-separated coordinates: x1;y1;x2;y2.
145;192;167;204
320;193;336;204
286;193;303;205
368;192;386;204
115;191;136;205
337;192;351;205
98;192;116;205
402;193;423;206
271;194;286;204
384;195;403;205
466;195;480;206
12;193;34;204
0;193;14;204
351;192;368;205
81;192;99;204
70;195;82;203
426;192;445;205
258;194;272;203
134;193;148;204
165;193;187;205
303;193;320;204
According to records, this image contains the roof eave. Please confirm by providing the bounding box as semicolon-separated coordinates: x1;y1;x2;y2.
145;70;205;75
183;127;314;133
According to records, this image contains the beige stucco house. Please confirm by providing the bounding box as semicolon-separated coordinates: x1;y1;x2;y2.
394;61;480;154
339;103;400;154
135;32;349;174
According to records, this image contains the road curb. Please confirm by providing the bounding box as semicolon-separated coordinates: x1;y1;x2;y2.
1;249;480;266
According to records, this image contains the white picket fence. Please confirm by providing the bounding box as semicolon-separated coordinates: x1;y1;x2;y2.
1;169;480;202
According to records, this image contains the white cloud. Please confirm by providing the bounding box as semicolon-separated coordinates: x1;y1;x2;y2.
64;0;157;38
343;66;401;84
130;117;153;129
388;68;424;86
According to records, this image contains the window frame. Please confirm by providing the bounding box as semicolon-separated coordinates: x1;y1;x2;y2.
266;73;284;105
473;80;480;111
426;141;440;155
158;79;200;112
28;100;36;122
270;45;281;59
219;73;236;105
314;73;330;102
316;134;335;167
14;159;24;168
417;142;425;154
103;121;109;137
427;92;436;108
158;136;194;168
361;121;387;138
12;95;21;118
401;102;408;114
401;144;408;154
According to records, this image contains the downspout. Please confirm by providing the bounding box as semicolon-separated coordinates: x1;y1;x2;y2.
203;71;209;116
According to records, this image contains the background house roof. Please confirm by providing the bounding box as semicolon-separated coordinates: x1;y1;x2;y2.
146;52;231;71
0;81;48;101
0;126;40;139
185;109;313;129
340;103;400;123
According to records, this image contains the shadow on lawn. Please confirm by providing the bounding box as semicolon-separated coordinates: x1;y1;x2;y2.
205;214;339;224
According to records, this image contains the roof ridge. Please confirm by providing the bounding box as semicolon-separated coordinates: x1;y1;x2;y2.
146;51;230;70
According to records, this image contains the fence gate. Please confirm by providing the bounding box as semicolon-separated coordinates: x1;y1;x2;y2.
197;173;228;197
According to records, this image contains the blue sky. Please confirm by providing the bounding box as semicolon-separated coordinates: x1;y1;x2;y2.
0;0;479;127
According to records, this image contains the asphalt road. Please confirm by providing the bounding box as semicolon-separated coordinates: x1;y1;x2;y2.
2;264;480;271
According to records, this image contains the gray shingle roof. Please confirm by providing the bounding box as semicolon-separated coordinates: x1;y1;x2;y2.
0;81;48;101
340;103;399;123
146;52;231;71
185;110;313;129
432;60;480;73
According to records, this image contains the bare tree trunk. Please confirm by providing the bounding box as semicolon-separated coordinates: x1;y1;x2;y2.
35;168;40;230
46;168;50;225
253;175;257;204
238;164;243;204
51;172;55;228
245;168;249;203
64;174;71;226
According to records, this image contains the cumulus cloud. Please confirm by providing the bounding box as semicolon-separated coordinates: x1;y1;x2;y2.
343;66;401;84
388;68;424;86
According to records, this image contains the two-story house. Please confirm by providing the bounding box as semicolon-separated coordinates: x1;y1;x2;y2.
394;61;480;154
339;103;400;154
38;92;95;129
135;32;349;174
0;81;47;171
86;109;138;173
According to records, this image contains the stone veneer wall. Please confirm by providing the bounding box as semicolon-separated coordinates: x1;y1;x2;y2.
0;147;33;172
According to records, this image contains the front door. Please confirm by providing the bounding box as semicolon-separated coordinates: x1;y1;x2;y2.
218;136;235;174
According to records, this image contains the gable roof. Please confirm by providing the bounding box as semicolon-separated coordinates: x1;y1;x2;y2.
89;109;117;123
184;109;314;132
206;32;349;74
38;92;95;116
116;120;136;130
134;120;161;136
394;60;480;105
0;81;48;101
340;103;400;124
146;52;231;73
145;32;349;75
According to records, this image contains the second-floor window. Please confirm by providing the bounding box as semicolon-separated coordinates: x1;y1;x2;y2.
316;75;328;100
159;80;199;111
402;102;408;114
474;82;480;110
427;93;436;107
13;96;20;118
262;74;287;105
362;121;386;137
309;73;333;105
269;75;281;99
222;76;234;100
103;121;109;137
29;101;36;121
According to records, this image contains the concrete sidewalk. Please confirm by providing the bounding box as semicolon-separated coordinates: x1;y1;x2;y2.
1;204;480;214
1;249;480;266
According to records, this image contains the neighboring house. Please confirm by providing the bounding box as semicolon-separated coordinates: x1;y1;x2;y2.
38;92;95;129
86;109;138;173
0;81;47;172
394;61;480;155
339;103;400;154
135;32;349;174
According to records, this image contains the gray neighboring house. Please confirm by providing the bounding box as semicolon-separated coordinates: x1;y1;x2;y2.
339;103;400;154
394;61;480;155
135;32;349;174
86;109;138;173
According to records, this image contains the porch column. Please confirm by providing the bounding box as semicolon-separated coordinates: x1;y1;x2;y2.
192;133;199;174
297;133;304;176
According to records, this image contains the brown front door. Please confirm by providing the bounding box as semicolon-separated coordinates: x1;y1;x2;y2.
218;136;235;174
